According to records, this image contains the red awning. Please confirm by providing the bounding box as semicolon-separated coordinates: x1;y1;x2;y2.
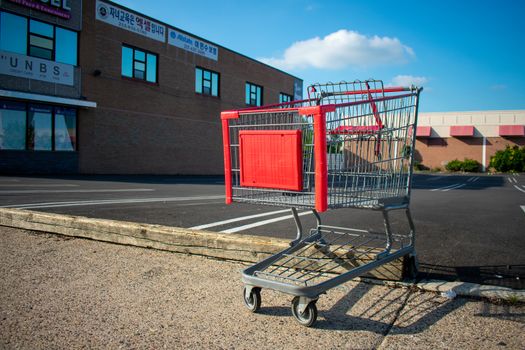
450;125;474;137
416;126;432;137
499;125;525;137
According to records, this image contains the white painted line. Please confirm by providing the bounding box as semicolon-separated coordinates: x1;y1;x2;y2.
521;206;525;215
189;209;290;230
513;185;525;194
430;183;461;191
0;184;79;187
0;195;224;209
508;177;513;184
442;183;467;192
0;189;155;194
467;177;479;182
221;211;313;234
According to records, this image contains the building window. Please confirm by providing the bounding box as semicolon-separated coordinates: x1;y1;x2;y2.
0;101;77;152
121;45;158;83
28;105;52;151
55;27;78;66
54;108;77;151
279;93;292;104
195;67;219;97
0;101;26;150
0;11;78;65
0;11;27;55
246;82;263;106
29;19;54;61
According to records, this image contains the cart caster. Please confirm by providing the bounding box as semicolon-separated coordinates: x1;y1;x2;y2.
243;287;261;312
291;296;318;327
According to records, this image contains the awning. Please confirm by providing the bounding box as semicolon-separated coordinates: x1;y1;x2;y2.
415;126;432;137
0;89;97;108
499;125;525;137
450;125;474;137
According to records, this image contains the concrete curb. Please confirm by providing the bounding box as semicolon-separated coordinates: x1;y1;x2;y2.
0;208;523;302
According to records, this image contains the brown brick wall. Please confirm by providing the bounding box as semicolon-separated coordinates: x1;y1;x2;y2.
79;0;300;174
415;137;525;170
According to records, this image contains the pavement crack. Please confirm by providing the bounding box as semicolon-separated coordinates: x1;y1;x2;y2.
375;286;415;350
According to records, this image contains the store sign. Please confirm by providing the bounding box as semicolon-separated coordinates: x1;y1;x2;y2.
0;50;74;86
96;0;165;42
168;29;218;61
7;0;71;19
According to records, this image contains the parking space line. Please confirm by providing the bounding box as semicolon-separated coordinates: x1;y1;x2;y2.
221;211;313;234
513;185;525;194
430;183;461;191
0;184;80;187
189;209;290;230
442;183;467;192
0;189;155;194
0;195;224;209
521;206;525;215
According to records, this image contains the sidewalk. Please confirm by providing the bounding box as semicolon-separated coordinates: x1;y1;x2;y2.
1;226;523;349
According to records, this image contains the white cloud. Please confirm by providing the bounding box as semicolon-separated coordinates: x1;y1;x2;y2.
491;84;507;91
391;75;428;87
259;29;414;70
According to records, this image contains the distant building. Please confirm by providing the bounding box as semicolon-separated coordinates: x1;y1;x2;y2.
0;0;302;174
415;110;525;171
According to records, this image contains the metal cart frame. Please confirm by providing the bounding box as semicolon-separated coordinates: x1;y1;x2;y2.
221;80;422;327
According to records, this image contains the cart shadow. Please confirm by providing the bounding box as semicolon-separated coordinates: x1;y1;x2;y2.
314;281;468;333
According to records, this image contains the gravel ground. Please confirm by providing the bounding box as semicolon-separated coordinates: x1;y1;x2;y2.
0;226;524;349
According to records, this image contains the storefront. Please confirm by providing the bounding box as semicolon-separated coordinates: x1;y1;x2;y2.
0;0;302;174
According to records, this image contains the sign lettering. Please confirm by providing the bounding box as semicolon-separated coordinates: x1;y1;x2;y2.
7;0;71;19
168;29;218;61
95;0;166;43
0;50;74;86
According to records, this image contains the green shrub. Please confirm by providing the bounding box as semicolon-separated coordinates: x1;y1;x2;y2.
461;158;481;172
445;159;463;172
490;145;525;173
445;158;481;172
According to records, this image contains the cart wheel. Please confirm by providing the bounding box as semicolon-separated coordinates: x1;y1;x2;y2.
243;287;261;312
291;297;317;327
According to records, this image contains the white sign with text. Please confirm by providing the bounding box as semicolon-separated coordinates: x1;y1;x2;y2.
0;51;74;86
96;0;166;42
168;29;218;61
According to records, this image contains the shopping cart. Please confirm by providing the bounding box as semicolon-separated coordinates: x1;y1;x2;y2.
221;79;422;326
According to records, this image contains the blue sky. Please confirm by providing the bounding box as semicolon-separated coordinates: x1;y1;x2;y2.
113;0;525;112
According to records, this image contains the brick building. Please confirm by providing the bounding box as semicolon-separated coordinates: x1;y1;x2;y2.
0;0;302;174
415;110;525;171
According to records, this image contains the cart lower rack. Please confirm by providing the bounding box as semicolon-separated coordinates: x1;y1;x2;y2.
221;80;422;327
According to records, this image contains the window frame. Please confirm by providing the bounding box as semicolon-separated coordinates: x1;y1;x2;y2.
0;10;79;66
0;100;77;152
195;66;220;98
279;93;293;104
121;44;159;85
245;82;263;107
28;19;55;61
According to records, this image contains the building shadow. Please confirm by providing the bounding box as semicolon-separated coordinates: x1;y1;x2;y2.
0;174;226;186
411;173;506;190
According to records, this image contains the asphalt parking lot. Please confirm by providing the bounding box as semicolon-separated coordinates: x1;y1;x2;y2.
0;173;524;289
